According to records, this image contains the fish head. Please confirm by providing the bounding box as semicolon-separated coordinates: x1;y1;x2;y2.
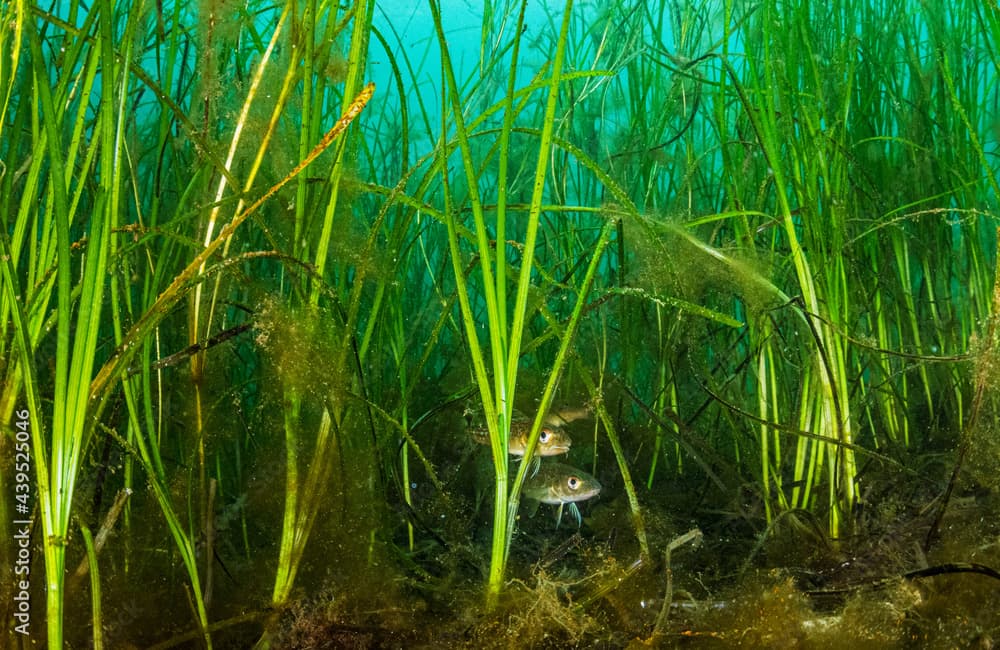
535;426;572;456
549;469;602;503
527;463;602;504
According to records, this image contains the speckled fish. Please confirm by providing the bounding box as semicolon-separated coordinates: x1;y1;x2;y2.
523;462;602;528
469;416;572;457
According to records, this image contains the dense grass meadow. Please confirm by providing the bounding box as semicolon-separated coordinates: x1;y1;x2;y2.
2;0;1000;646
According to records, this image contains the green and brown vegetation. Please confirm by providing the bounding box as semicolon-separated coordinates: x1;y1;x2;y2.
1;0;999;646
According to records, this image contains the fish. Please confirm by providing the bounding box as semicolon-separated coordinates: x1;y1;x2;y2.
542;405;593;428
469;415;572;457
523;462;602;528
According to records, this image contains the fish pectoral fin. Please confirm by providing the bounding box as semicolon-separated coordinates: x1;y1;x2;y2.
525;498;541;519
527;456;540;478
567;502;582;528
554;502;565;529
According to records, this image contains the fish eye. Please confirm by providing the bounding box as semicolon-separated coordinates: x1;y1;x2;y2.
567;476;580;490
539;430;550;443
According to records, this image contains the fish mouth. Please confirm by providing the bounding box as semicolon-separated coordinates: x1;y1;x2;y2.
539;443;571;455
573;486;602;502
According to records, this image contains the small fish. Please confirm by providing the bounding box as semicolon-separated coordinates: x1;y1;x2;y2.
543;404;592;427
470;417;572;457
523;462;602;528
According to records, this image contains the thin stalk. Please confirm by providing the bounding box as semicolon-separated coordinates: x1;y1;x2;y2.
80;525;103;650
504;0;575;412
574;355;651;560
309;0;374;306
428;0;507;608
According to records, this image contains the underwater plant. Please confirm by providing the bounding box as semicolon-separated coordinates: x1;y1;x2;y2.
1;0;999;646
